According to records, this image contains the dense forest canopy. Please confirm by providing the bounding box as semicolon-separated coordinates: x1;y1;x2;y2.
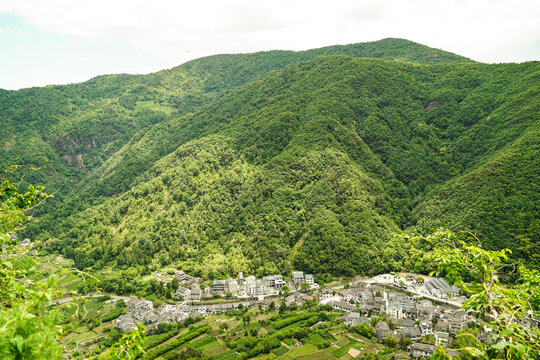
1;38;538;276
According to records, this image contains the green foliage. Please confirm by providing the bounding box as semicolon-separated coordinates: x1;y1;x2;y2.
1;39;537;278
283;338;295;346
0;169;62;359
48;55;537;276
382;334;398;348
333;339;360;357
244;336;281;358
399;337;412;350
423;230;540;359
352;323;376;339
101;307;125;323
190;336;217;349
161;346;205;360
105;325;146;360
272;345;288;356
300;282;311;292
141;325;211;360
143;327;182;350
272;312;317;330
1;170;148;359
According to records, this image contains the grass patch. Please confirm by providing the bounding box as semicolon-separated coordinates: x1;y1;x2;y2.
333;340;359;358
212;350;238;360
83;299;103;310
72;330;98;342
291;344;319;355
334;335;350;347
307;333;327;346
278;321;304;333
278;344;319;360
144;334;164;347
143;328;182;350
206;344;227;355
190;336;217;349
142;325;211;360
135;100;173;114
101;307;124;323
283;338;296;346
57;273;86;292
272;313;317;330
201;341;221;352
296;351;334;360
272;346;289;356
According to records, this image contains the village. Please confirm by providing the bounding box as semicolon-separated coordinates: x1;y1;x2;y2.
112;270;488;358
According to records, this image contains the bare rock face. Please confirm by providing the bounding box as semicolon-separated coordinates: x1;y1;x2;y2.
75;154;85;171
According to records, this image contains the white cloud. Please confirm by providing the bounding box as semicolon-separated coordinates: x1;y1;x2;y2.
0;25;25;36
0;0;538;88
2;0;540;61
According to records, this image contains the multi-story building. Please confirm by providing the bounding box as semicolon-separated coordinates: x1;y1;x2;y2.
212;280;227;295
291;271;305;285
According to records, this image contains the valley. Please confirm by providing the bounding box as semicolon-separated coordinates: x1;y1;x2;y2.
1;38;538;359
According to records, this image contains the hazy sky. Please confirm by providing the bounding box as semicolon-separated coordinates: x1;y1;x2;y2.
1;0;539;90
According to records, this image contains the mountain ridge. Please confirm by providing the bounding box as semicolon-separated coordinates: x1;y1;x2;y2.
1;39;537;276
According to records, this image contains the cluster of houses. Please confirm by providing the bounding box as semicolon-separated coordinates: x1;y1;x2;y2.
326;281;476;358
171;270;318;302
117;270;320;333
116;293;313;333
116;270;489;358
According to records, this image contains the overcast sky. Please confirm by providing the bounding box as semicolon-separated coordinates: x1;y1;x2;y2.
1;0;539;90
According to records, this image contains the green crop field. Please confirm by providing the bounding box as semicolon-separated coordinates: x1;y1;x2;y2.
277;344;321;359
272;346;289;356
212;350;239;360
295;351;335;360
333;340;359;357
307;333;327;346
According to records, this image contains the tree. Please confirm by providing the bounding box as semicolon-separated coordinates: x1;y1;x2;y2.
353;323;376;339
382;334;398;348
281;285;290;297
300;282;310;292
107;325;146;360
0;167;62;359
0;168;146;359
279;301;286;314
400;337;412;350
417;229;540;359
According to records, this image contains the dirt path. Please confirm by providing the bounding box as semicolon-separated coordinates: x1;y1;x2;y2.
288;236;305;269
73;332;105;352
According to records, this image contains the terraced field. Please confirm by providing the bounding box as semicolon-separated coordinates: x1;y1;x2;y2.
59;299;408;359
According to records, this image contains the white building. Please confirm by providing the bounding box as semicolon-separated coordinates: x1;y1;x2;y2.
246;276;257;296
291;271;305;285
386;304;405;319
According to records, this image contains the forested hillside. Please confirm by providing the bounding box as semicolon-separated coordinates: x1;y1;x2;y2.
1;39;538;276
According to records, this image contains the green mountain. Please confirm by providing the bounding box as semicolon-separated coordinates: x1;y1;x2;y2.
1;39;537;276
